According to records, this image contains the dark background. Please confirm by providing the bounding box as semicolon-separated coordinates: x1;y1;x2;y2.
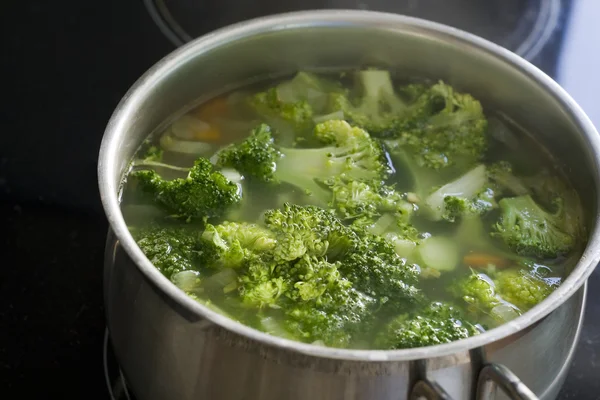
1;0;599;398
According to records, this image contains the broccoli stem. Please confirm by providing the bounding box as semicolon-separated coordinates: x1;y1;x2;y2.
132;160;191;172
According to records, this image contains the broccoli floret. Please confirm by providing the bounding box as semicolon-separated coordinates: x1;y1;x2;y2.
250;204;422;314
329;178;415;221
492;195;576;259
375;302;481;349
199;222;276;269
383;82;488;169
248;88;313;144
132;225;206;279
247;72;348;144
424;164;496;222
494;268;557;310
341;225;423;310
450;267;559;323
239;252;376;346
213;124;281;181
141;144;164;163
276;71;346;114
262;203;350;262
283;286;375;347
449;272;505;317
215;121;389;203
131;158;242;221
276;254;376;347
239;258;288;309
329;69;407;136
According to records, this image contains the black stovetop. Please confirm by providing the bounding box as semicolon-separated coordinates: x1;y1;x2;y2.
1;1;599;398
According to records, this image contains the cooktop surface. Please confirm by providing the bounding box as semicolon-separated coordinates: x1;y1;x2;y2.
1;0;599;398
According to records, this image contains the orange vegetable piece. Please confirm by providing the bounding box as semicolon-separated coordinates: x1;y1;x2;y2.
463;252;509;269
194;126;220;142
195;96;229;122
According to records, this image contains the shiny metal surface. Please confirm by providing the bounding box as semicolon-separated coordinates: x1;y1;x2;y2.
98;10;600;400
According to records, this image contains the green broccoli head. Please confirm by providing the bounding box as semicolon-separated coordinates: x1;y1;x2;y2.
200;222;276;269
132;225;205;279
239;258;288;309
141;144;164;163
214;124;281;182
450;266;559;323
442;190;495;223
215;120;389;204
329;69;407;137
384;81;488;169
263;203;350;262
375;302;481;349
248;87;314;142
276;71;347;114
340;225;423;310
492;195;576;259
329;178;415;221
279;255;376;347
131;157;242;221
280;119;390;183
494;268;557;311
449;272;502;316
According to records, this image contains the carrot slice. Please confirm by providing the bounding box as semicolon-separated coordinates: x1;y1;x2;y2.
194;126;220;142
463;253;509;268
195;97;229;122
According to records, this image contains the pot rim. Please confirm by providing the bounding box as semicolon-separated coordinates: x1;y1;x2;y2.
98;9;600;362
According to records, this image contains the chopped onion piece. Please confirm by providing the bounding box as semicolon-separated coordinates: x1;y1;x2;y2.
171;270;202;293
160;135;213;155
220;168;243;184
491;303;520;323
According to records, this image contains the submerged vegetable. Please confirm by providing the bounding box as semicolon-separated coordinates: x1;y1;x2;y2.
121;68;585;350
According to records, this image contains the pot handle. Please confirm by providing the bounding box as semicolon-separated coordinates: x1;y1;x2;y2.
476;363;538;400
409;362;538;400
410;379;453;400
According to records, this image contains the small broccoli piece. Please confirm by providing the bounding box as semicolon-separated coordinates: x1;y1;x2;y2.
341;225;423;310
278;255;376;347
383;81;488;169
213;124;281;181
424;164;496;222
239;251;375;346
329;69;407;136
248;72;353;144
492;195;576;259
329;178;415;221
450;266;559;323
276;71;347;114
215;121;389;203
200;222;276;269
449;273;504;316
142;144;164;162
375;302;481;349
132;225;206;279
248;88;313;144
262;203;349;262
494;268;558;311
253;204;422;313
131;158;242;221
442;192;495;223
239;259;289;309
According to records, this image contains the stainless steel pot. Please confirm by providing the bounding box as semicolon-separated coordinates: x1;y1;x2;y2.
98;10;600;400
